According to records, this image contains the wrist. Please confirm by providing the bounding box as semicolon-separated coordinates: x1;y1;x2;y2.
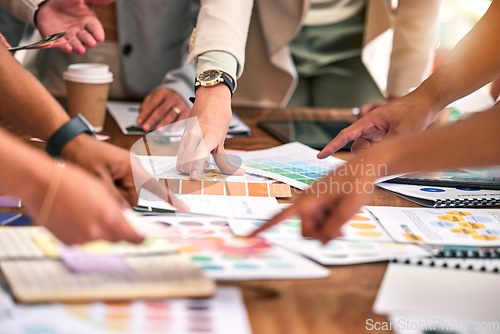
46;114;96;157
60;133;94;162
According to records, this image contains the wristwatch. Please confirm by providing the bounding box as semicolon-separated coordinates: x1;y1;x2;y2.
46;114;96;157
189;69;234;103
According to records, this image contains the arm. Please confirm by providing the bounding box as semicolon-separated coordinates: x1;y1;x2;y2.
0;44;166;207
252;107;500;243
321;0;500;156
0;127;143;245
177;0;253;178
137;53;196;131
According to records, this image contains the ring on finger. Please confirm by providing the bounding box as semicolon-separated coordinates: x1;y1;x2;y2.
171;106;181;115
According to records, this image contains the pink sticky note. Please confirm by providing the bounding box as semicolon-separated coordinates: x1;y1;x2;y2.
0;196;21;208
59;244;133;274
30;135;110;143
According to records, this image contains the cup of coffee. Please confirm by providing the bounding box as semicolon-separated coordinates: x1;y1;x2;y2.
63;63;113;132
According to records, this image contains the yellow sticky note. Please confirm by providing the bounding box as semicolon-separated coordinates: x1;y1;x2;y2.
33;234;60;258
81;241;111;254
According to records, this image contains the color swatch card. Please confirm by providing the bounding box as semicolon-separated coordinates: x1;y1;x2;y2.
240;142;345;190
162;178;292;198
108;101;250;136
136;155;283;219
0;287;252;334
228;207;394;243
140;215;329;280
367;206;500;246
272;239;429;266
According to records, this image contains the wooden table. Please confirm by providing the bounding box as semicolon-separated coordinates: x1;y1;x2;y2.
1;106;421;334
100;106;421;334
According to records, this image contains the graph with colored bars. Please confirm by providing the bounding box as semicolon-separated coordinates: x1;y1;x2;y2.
244;158;339;189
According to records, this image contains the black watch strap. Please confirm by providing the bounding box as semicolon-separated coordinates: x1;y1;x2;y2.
189;72;234;103
46;114;96;157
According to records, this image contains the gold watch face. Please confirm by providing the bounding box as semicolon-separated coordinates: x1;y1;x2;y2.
197;69;222;84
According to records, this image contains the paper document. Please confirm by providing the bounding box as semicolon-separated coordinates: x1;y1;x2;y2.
108;101;251;136
0;287;251;334
367;206;500;246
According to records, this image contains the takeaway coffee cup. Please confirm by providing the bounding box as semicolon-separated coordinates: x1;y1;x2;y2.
63;63;113;132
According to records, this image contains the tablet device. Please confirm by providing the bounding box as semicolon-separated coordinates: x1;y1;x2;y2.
258;120;352;150
388;167;500;190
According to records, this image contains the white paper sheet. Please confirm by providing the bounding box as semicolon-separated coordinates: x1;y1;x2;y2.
367;206;500;246
0;287;252;334
227;207;394;242
107;101;250;136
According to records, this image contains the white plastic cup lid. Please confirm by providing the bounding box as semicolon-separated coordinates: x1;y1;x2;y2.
63;63;113;84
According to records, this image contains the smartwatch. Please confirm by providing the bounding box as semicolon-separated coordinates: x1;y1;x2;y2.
189;69;234;103
46;114;96;157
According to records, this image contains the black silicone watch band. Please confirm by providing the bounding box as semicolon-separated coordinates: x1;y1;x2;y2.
46;114;96;157
189;72;234;103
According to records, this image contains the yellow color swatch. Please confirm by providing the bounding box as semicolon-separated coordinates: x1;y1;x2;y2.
458;222;485;229
445;211;472;216
438;215;465;222
350;223;377;230
472;235;499;241
450;228;478;235
32;234;60;258
355;231;383;238
402;233;424;242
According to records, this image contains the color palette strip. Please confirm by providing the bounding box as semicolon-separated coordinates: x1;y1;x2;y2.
162;178;292;198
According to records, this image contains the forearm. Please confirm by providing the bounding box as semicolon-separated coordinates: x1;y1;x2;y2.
414;0;500;110
0;0;42;24
0;45;69;140
187;0;253;79
367;107;500;177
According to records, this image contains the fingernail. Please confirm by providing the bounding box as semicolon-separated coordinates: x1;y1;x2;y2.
190;170;198;179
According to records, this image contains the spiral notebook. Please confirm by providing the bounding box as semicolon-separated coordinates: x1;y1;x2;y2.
378;182;500;207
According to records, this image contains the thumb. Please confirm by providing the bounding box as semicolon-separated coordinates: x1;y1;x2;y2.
213;146;245;176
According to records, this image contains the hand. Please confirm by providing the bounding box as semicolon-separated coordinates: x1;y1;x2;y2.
24;162;144;245
249;154;382;244
318;94;440;157
35;0;115;55
137;88;190;132
176;85;244;179
0;33;11;49
61;134;189;212
358;96;397;117
61;135;138;206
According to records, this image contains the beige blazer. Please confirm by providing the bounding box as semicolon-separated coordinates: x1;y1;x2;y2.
189;0;440;108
